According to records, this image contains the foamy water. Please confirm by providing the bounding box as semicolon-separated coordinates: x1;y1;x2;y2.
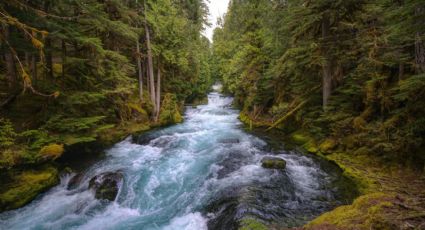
0;86;352;229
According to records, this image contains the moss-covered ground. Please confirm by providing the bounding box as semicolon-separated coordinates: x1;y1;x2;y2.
0;165;59;212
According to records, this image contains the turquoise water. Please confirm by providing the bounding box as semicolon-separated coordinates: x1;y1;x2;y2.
0;88;350;230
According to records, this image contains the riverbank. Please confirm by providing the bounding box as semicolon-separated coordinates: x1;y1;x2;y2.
0;120;151;212
239;114;425;229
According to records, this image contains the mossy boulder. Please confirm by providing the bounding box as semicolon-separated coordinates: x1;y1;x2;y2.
0;166;59;212
261;156;286;169
158;93;183;126
67;173;84;190
306;193;396;230
239;218;268;230
39;143;64;160
89;171;123;201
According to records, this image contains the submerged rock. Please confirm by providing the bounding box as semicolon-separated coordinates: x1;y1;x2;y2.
219;138;240;144
261;157;286;169
89;171;123;201
135;132;161;145
67;173;84;190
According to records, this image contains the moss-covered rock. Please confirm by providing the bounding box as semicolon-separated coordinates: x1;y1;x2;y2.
261;156;286;169
159;93;183;126
0;166;59;212
306;193;396;230
39;144;64;160
239;218;269;230
89;171;123;201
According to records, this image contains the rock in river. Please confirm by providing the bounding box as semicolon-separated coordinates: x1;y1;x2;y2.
67;173;84;190
261;157;286;169
219;138;240;144
89;171;123;201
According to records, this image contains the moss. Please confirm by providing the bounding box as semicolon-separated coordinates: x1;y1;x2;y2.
127;103;149;117
261;157;286;169
39;144;64;160
326;153;379;194
306;193;396;230
319;138;337;154
239;112;271;129
159;93;184;125
0;166;59;212
98;121;150;146
239;218;269;230
304;141;319;153
291;131;319;153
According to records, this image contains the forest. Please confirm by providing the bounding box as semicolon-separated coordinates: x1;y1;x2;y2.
1;0;425;229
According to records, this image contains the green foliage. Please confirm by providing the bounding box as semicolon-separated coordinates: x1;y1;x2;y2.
0;0;211;174
159;93;183;125
0;119;16;149
213;0;425;167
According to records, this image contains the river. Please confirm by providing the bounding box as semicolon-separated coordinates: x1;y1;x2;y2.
0;87;354;230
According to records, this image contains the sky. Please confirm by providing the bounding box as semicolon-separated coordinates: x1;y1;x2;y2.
203;0;230;42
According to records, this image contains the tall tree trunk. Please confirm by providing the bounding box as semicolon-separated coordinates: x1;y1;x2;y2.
45;36;53;80
25;52;30;67
146;59;150;95
155;61;161;121
321;14;332;110
2;25;17;90
31;54;37;86
399;62;404;81
144;8;156;116
62;40;66;80
415;6;425;73
136;38;144;101
44;1;53;80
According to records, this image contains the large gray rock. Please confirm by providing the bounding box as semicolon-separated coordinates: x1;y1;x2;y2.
261;157;286;169
89;171;123;201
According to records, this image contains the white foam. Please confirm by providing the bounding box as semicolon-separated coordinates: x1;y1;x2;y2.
162;212;208;230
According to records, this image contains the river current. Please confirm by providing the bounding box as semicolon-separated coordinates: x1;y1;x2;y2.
0;87;353;230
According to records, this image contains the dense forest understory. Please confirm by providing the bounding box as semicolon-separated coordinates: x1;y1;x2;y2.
1;0;425;229
213;0;425;229
0;0;212;212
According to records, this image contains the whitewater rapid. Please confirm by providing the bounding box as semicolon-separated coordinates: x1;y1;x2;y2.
0;89;353;230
